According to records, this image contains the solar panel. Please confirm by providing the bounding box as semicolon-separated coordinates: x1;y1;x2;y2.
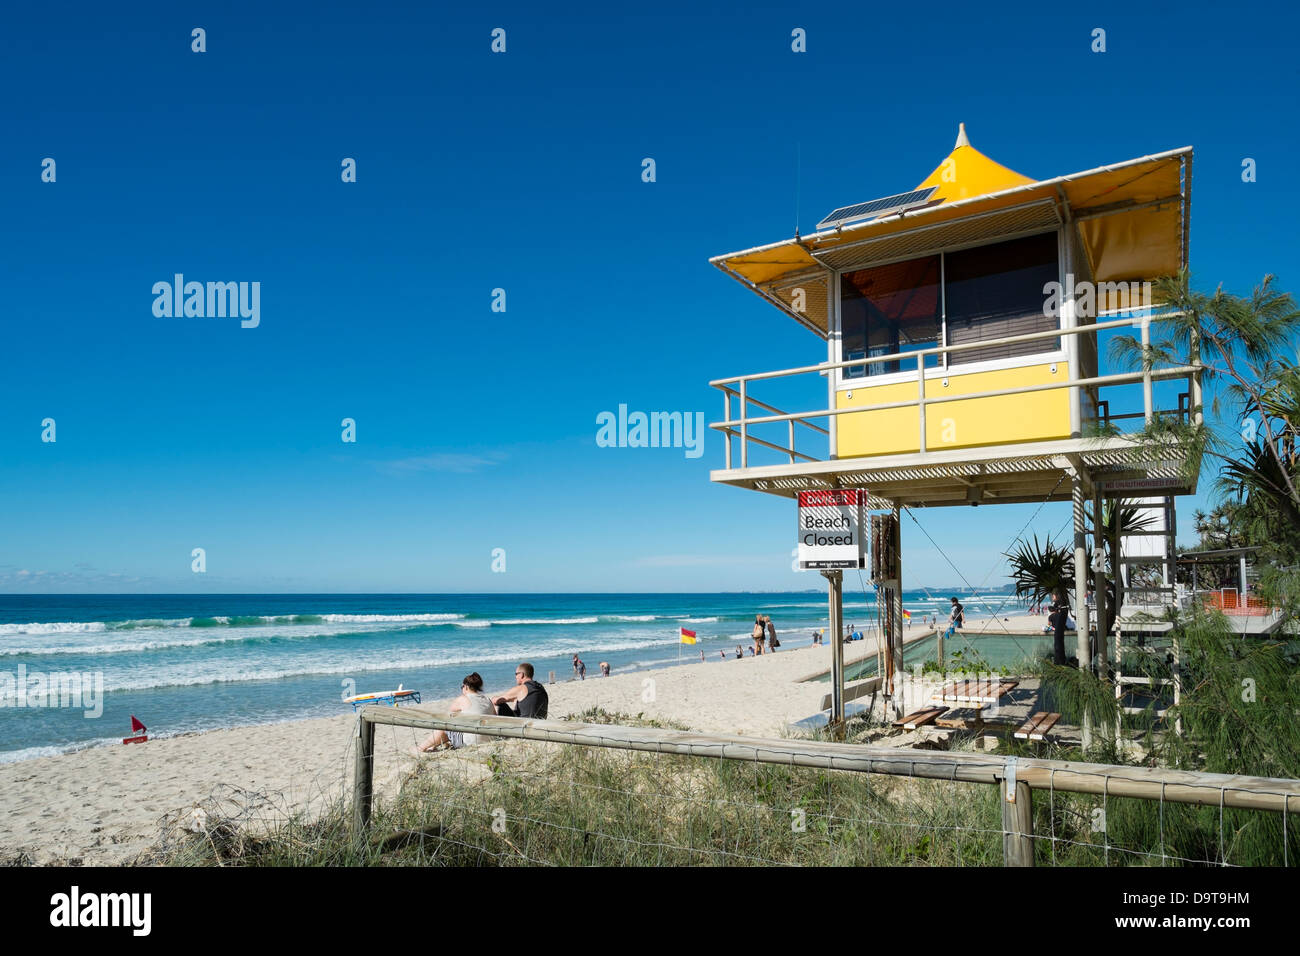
816;186;939;230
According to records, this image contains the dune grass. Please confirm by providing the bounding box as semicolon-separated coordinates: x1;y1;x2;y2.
149;697;1295;866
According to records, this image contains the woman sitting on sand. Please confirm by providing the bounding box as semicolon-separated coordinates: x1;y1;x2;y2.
412;672;494;754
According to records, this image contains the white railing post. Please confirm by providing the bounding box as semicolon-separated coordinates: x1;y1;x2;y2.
1061;240;1081;439
917;354;927;453
723;388;732;469
1141;315;1154;425
788;420;796;464
828;273;839;460
1189;327;1203;427
739;379;748;468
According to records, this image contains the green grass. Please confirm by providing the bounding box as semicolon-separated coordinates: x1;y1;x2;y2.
146;705;1296;867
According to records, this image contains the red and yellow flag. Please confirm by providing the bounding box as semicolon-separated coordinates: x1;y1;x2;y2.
679;627;697;645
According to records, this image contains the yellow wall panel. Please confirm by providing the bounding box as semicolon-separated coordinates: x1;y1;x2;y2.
835;362;1071;458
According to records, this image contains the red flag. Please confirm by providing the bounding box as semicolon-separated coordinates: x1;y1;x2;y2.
131;715;147;733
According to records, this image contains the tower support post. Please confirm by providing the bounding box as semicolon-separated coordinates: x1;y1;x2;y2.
891;502;904;720
1073;474;1093;749
1093;487;1108;674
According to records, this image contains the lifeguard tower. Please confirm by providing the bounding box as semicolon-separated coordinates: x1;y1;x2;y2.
708;126;1202;734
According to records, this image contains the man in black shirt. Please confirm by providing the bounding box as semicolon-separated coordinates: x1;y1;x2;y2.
1048;603;1069;666
493;662;549;718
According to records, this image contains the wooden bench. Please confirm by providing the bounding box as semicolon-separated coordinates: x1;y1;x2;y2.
893;706;947;730
1014;712;1061;741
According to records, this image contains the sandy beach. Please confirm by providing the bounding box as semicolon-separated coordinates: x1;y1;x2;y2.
0;614;1048;865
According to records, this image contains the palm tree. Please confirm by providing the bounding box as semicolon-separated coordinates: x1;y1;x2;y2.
1004;535;1073;664
1216;440;1300;562
1110;271;1300;508
1087;499;1158;638
1005;503;1154;666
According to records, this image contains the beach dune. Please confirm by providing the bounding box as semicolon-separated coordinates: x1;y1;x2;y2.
0;615;1045;865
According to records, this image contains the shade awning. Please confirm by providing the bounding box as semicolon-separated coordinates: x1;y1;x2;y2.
713;127;1191;337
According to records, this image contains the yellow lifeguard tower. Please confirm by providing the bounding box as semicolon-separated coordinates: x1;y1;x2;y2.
709;126;1202;731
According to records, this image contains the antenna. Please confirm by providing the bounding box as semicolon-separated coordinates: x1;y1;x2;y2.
794;143;802;238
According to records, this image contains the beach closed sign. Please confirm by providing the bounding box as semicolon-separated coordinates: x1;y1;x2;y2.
796;490;867;570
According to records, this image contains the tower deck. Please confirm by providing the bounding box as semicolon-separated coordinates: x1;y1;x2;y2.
710;435;1197;508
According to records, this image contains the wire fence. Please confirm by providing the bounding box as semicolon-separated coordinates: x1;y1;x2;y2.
349;708;1300;867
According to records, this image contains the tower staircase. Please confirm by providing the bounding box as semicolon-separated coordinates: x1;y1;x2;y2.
1112;495;1182;739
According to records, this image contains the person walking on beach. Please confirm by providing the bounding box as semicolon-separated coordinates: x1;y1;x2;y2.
572;654;587;680
735;644;743;659
943;597;965;641
752;614;766;656
599;661;610;677
765;615;779;651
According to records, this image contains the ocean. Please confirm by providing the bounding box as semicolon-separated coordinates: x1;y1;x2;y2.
0;590;1025;762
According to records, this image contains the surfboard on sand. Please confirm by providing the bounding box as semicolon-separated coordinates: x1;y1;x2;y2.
343;684;422;711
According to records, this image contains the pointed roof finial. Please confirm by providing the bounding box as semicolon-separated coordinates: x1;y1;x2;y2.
955;122;970;148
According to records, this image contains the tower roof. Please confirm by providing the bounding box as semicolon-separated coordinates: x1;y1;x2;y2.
913;123;1036;203
711;127;1192;337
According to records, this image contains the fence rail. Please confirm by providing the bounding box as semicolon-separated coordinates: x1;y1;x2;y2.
353;708;1300;866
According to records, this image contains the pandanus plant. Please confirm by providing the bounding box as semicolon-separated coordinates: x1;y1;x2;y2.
1005;502;1155;665
1004;535;1074;664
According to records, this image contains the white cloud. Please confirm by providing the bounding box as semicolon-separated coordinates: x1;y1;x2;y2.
632;554;772;568
376;452;505;475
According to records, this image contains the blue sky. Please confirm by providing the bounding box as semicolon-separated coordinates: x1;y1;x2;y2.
1;1;1297;593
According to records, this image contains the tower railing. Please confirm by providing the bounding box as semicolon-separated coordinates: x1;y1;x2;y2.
711;314;1200;469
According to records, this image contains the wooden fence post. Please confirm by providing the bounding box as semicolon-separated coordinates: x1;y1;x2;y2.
352;713;376;840
1002;772;1035;866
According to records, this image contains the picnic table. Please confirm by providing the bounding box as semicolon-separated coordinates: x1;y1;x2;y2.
929;679;1019;729
893;679;1022;732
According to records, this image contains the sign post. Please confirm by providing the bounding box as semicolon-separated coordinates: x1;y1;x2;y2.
823;569;844;736
798;490;867;738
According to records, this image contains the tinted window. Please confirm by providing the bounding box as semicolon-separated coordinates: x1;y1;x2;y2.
840;255;941;378
944;233;1059;365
